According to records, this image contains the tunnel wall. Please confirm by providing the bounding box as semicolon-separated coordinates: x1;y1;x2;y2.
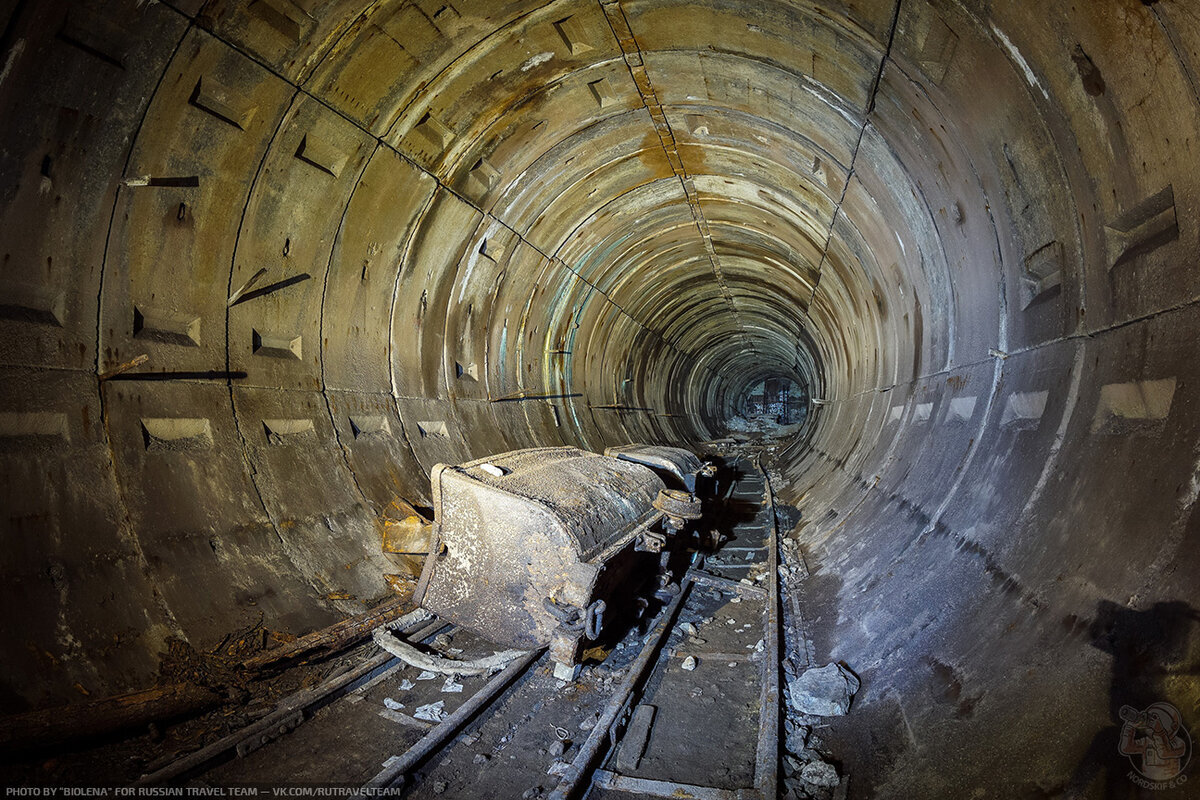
0;1;687;710
0;1;1198;795
774;1;1200;794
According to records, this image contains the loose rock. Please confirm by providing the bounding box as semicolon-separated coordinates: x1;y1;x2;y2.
787;663;859;716
800;760;839;788
785;724;810;755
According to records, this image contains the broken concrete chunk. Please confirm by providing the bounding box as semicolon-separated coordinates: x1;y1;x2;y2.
383;697;404;710
680;622;698;636
788;663;860;716
442;676;464;693
681;655;697;671
416;670;437;681
398;678;416;691
800;760;840;787
785;724;810;755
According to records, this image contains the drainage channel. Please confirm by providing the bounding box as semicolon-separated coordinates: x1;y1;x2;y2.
141;457;780;800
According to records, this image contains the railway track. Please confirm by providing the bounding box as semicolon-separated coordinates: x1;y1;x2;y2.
136;455;782;800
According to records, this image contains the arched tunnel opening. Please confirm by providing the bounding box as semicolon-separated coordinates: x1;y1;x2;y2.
1;0;1199;796
729;376;809;432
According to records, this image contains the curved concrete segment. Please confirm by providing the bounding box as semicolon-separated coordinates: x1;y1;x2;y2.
0;0;1197;795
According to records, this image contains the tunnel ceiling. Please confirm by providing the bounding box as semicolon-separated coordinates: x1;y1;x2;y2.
4;0;1200;793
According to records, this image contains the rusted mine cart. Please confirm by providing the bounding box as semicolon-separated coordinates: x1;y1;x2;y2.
604;443;714;496
606;443;715;549
413;447;702;680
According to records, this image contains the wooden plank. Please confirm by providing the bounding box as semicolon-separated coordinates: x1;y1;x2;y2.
592;769;740;800
239;593;414;673
0;684;221;752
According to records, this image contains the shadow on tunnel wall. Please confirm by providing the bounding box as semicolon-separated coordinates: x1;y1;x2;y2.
1062;600;1200;798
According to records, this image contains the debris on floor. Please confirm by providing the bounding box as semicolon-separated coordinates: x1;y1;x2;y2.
787;663;859;717
414;700;446;722
799;759;840;788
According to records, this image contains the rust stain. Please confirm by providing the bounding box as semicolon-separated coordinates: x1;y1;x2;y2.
637;130;675;180
947;374;968;391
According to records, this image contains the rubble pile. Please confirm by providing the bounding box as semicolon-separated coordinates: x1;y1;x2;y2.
777;523;857;799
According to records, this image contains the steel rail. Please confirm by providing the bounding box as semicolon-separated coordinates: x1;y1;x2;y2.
356;648;545;793
547;579;694;800
136;616;448;785
754;459;781;799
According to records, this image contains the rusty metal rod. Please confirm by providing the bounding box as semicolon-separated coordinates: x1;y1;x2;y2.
547;579;693;800
97;353;149;380
357;648;544;792
754;460;781;800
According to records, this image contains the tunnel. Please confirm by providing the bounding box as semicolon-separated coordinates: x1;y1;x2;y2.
1;0;1199;795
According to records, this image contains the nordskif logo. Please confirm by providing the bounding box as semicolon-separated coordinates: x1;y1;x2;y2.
1118;702;1192;789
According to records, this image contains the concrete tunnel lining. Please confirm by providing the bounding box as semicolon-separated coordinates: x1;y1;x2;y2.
1;0;1199;795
